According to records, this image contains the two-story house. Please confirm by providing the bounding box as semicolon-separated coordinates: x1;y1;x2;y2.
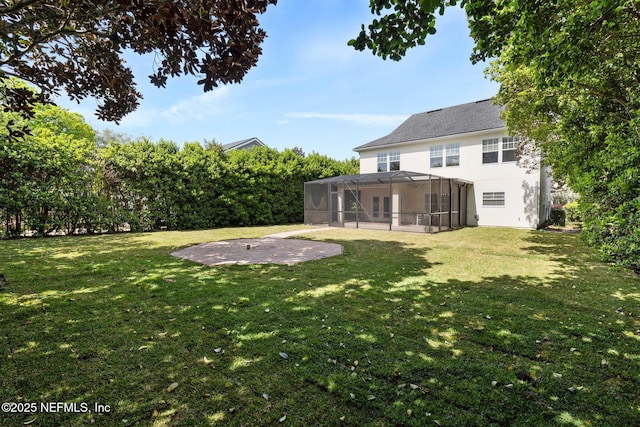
304;99;551;232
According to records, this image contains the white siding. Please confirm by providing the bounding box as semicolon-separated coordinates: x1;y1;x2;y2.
358;129;546;229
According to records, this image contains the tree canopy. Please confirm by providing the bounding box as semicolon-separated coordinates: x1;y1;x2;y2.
0;0;277;125
0;90;95;235
352;0;640;270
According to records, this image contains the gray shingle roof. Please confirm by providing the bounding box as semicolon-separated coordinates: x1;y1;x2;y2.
353;99;505;152
306;170;472;185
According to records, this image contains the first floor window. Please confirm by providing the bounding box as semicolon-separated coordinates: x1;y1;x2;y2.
502;136;519;162
377;152;387;172
482;139;499;163
383;196;390;218
483;192;505;206
430;145;443;168
389;151;400;171
446;143;460;166
373;196;380;218
346;190;361;213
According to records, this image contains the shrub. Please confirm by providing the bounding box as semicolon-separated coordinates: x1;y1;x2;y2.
564;201;581;223
582;198;640;271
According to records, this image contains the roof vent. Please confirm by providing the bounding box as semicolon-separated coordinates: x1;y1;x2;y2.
426;108;442;114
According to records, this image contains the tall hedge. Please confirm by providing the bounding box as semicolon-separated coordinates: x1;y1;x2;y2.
1;103;96;237
2;129;358;236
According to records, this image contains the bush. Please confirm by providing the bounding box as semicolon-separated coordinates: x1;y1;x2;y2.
564;201;581;222
549;208;566;226
582;198;640;271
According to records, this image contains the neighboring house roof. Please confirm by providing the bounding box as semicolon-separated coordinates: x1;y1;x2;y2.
222;137;265;152
353;99;505;152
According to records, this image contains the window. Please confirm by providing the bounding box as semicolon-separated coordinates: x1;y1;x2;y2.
483;192;505;207
377;151;400;172
446;143;460;166
373;196;380;218
345;190;360;208
502;136;518;162
389;151;400;171
482;139;499;163
383;197;390;218
377;153;387;172
430;145;443;168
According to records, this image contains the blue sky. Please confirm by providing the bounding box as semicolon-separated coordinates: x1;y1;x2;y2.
58;0;498;161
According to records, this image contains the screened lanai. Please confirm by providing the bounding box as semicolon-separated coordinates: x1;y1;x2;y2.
304;171;472;233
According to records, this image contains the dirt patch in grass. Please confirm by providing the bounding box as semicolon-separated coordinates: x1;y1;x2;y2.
171;237;343;266
543;224;582;234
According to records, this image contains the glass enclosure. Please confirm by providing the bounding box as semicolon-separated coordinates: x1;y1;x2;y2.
304;171;471;233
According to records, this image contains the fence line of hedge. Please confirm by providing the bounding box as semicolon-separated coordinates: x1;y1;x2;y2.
1;139;358;237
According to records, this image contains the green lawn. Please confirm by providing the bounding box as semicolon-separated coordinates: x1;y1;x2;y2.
1;226;639;426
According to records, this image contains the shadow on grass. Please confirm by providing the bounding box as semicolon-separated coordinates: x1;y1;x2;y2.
1;230;639;426
523;230;597;271
1;235;437;425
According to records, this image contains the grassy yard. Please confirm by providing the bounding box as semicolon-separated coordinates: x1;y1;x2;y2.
1;225;639;426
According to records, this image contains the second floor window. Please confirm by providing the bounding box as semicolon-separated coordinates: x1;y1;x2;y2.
446;143;460;166
502;136;519;162
430;145;443;168
377;153;388;172
389;151;400;171
482;139;499;163
377;151;401;172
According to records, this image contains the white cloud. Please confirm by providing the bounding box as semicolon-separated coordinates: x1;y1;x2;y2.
107;86;232;129
160;86;231;123
285;112;407;126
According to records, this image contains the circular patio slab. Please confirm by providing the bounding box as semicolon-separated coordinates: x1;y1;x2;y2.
171;237;343;266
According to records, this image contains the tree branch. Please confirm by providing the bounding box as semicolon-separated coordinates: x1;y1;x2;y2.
0;5;85;66
0;0;41;15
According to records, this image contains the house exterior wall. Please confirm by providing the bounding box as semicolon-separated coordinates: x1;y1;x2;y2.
357;129;548;229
